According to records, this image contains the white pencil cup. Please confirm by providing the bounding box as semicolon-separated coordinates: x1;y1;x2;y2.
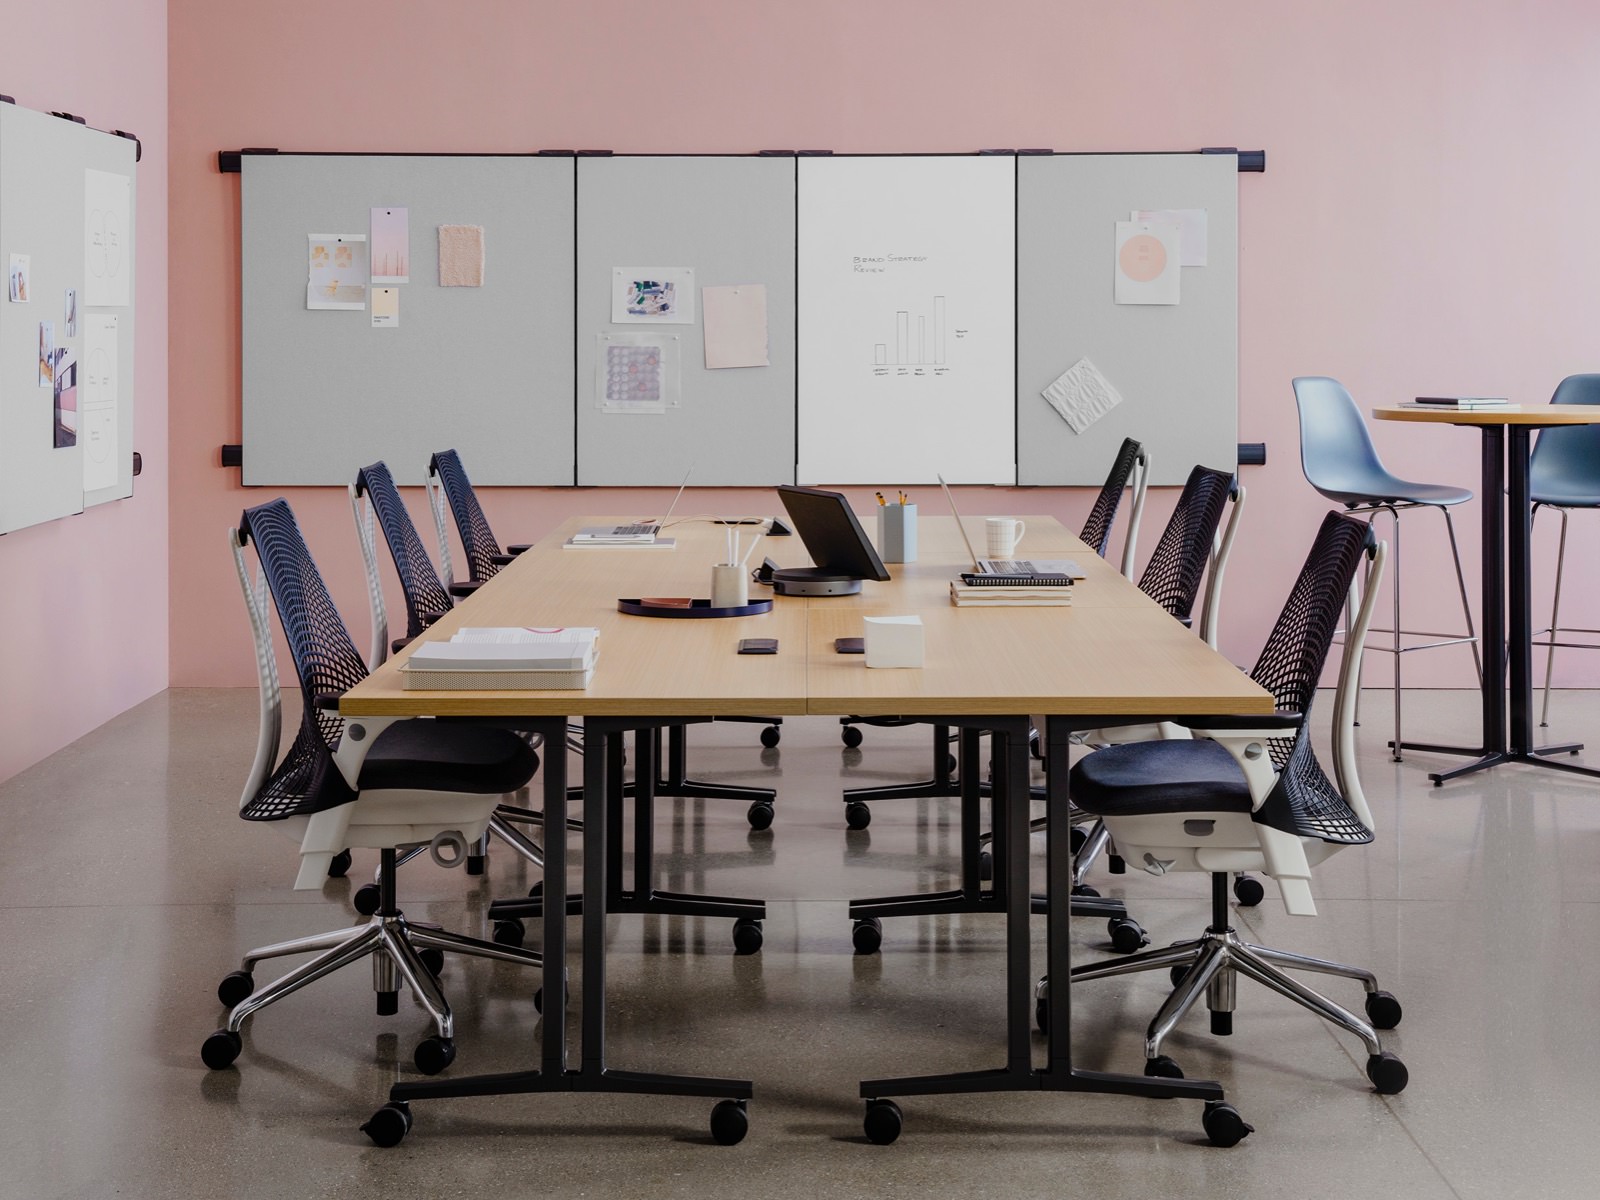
711;563;750;609
878;504;917;563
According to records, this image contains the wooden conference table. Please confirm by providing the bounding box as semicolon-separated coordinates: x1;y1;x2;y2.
340;513;1271;1143
1373;405;1600;785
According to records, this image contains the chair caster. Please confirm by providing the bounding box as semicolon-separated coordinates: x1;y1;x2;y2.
733;918;764;955
863;1098;903;1145
326;849;352;878
845;801;872;830
533;975;569;1014
852;916;883;955
1366;1051;1409;1094
1107;854;1126;875
1365;990;1403;1029
361;1101;413;1148
1169;963;1195;989
746;801;775;831
978;849;993;881
413;1036;455;1076
417;947;445;978
1144;1054;1184;1079
1068;825;1089;854
760;725;781;748
465;853;486;877
710;1098;749;1145
1232;874;1265;906
200;1028;242;1070
1202;1100;1253;1147
528;879;543;899
842;725;863;749
492;918;525;946
353;883;382;917
1070;884;1100;898
945;754;958;774
216;970;254;1008
1107;917;1149;953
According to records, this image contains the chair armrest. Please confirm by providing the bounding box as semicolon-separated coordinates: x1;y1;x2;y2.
312;692;345;711
1171;711;1302;734
448;580;485;598
491;553;517;566
390;636;416;654
505;543;532;555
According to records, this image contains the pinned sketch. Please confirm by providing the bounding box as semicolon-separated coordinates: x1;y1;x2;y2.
702;284;769;369
64;289;77;337
38;321;54;388
82;314;119;490
9;254;29;302
597;331;680;413
1132;209;1208;267
1114;220;1180;305
53;348;78;448
438;225;484;286
1042;357;1124;434
307;234;368;310
612;267;695;324
371;286;400;327
371;207;409;283
84;169;131;307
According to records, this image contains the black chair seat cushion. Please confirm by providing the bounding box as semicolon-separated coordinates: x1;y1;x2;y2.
1070;739;1254;817
358;720;538;795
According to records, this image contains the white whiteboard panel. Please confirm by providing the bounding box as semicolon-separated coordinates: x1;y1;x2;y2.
797;157;1015;484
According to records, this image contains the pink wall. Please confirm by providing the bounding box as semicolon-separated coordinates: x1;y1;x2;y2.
0;1;169;783
168;0;1600;689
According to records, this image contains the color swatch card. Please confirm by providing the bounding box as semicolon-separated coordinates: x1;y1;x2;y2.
701;284;769;369
1114;220;1180;305
371;287;399;327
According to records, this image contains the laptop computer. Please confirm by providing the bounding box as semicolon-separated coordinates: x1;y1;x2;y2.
572;467;692;543
937;474;1085;578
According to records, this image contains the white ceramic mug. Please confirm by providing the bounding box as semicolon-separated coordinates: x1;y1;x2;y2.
985;517;1026;559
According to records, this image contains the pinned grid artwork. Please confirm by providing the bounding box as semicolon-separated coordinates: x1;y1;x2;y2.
596;332;679;414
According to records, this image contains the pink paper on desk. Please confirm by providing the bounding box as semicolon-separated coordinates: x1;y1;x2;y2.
702;284;768;369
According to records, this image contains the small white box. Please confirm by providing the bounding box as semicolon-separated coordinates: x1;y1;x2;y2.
864;615;924;668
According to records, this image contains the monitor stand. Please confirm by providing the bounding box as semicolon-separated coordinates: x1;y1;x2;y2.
772;567;863;597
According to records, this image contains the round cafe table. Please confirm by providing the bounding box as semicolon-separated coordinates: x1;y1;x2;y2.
1373;404;1600;784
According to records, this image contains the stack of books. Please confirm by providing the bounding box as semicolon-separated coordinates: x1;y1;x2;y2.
950;579;1073;607
401;626;600;689
1403;396;1512;410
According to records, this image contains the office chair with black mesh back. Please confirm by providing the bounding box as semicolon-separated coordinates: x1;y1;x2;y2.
1529;375;1600;725
201;499;544;1077
348;462;557;906
1041;511;1409;1098
1293;376;1480;761
836;439;1157;833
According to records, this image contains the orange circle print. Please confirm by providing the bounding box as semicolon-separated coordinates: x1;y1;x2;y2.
1119;234;1167;283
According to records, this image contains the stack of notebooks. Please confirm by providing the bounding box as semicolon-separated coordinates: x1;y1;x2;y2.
950;573;1073;607
401;626;600;690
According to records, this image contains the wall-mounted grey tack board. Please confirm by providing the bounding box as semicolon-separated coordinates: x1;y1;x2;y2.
1016;154;1238;486
241;155;575;486
576;157;796;486
0;104;137;535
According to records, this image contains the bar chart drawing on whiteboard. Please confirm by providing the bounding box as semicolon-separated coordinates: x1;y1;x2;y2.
872;295;956;373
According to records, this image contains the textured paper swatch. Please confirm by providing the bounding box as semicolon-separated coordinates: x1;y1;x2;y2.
701;284;769;369
1041;356;1124;433
438;225;484;286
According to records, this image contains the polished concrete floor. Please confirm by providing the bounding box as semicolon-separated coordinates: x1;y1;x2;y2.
2;688;1598;1199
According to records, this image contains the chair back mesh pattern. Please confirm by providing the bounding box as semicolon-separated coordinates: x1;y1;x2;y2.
429;449;504;582
1136;465;1234;621
357;462;454;639
1250;510;1374;845
237;499;366;821
1079;437;1142;558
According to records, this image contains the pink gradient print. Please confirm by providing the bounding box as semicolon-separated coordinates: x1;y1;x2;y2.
370;206;409;282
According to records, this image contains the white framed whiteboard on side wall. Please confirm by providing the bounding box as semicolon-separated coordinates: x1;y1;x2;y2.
796;156;1016;484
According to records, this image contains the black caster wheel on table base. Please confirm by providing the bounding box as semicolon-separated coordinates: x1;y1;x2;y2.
746;801;775;831
733;918;764;955
841;725;864;749
413;1035;455;1076
845;801;872;830
1202;1101;1253;1147
361;1101;413;1148
852;916;883;955
760;725;781;748
1107;917;1149;953
709;1098;750;1145
353;883;381;917
863;1098;903;1145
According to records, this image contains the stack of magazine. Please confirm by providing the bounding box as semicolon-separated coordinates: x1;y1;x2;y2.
401;627;600;690
950;573;1073;607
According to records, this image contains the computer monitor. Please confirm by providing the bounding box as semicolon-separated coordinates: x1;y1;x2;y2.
773;486;891;596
